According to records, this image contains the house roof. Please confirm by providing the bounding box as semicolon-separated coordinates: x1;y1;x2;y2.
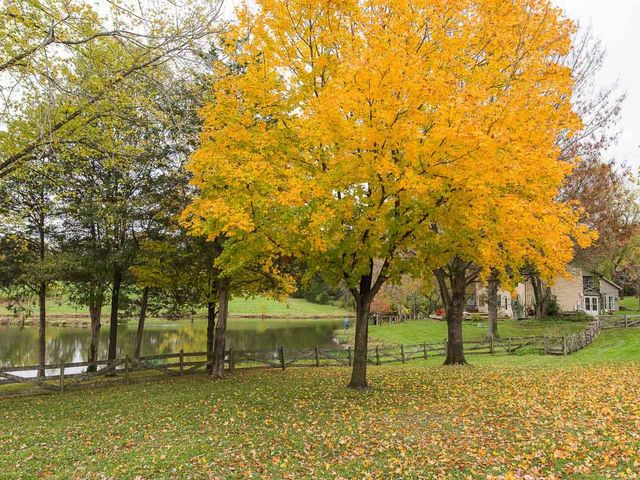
600;277;622;291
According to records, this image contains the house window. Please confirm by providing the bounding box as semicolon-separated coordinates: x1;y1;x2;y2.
583;276;595;289
504;297;509;310
585;297;590;310
608;296;614;310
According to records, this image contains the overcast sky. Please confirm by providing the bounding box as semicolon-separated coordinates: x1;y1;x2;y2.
554;0;640;168
223;0;639;168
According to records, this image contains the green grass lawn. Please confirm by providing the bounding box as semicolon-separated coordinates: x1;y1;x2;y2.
0;298;89;316
1;329;640;479
227;296;349;317
619;296;640;314
0;296;350;320
336;318;589;346
455;327;640;367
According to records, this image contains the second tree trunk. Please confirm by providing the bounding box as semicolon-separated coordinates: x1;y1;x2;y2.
37;282;46;378
134;286;149;358
348;296;371;390
107;269;123;363
487;273;499;340
212;280;229;379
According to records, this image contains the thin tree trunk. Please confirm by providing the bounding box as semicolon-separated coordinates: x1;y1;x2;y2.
134;286;149;358
348;295;372;389
37;281;46;378
37;218;46;378
212;280;229;379
531;273;551;319
87;287;103;373
487;271;499;340
206;300;216;372
107;268;123;362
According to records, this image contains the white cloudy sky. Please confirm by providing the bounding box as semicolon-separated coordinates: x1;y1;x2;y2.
223;0;640;168
554;0;640;167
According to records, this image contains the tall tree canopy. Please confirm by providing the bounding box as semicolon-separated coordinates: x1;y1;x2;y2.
186;0;592;386
0;0;222;371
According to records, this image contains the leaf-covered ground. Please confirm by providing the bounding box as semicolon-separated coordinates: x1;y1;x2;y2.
2;355;640;479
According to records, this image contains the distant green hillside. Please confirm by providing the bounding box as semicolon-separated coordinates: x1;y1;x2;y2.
0;296;351;319
228;297;350;317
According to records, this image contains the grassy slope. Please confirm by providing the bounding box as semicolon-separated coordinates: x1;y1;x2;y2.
619;296;640;314
1;329;639;479
336;318;589;345
227;296;349;316
0;296;350;319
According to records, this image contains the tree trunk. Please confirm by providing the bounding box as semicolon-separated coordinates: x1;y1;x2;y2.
37;217;46;378
487;272;499;340
37;281;46;378
435;259;468;366
87;288;103;373
107;268;123;362
134;286;149;358
206;300;216;371
348;295;372;389
445;266;467;365
531;274;548;319
212;280;229;379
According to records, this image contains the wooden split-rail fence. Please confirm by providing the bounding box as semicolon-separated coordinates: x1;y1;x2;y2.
599;314;640;329
368;313;422;326
2;314;639;397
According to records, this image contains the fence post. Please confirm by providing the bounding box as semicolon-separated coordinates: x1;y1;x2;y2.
562;336;567;356
507;338;512;354
179;349;184;376
443;339;448;355
625;315;629;328
489;336;494;355
423;343;428;359
59;362;65;393
125;355;130;385
544;335;548;354
400;344;405;363
347;347;352;366
376;346;380;366
279;346;285;371
314;346;320;367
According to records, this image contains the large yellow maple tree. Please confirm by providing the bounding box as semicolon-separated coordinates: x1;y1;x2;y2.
186;0;592;386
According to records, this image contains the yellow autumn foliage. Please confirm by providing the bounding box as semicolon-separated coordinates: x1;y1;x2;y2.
185;0;593;289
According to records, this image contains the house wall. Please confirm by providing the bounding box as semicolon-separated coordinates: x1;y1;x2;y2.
549;266;583;312
600;280;620;312
519;282;536;313
474;284;515;318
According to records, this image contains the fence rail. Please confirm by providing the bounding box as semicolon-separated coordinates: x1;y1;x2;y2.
368;313;423;326
3;315;640;397
599;314;640;329
0;337;556;395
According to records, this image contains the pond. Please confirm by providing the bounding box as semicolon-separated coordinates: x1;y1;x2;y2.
0;317;344;368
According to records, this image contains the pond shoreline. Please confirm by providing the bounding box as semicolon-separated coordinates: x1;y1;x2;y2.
0;313;354;328
1;317;345;367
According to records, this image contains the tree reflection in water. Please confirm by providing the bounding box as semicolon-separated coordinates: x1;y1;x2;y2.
0;318;342;367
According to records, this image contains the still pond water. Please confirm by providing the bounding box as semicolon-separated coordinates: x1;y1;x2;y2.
0;317;343;367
